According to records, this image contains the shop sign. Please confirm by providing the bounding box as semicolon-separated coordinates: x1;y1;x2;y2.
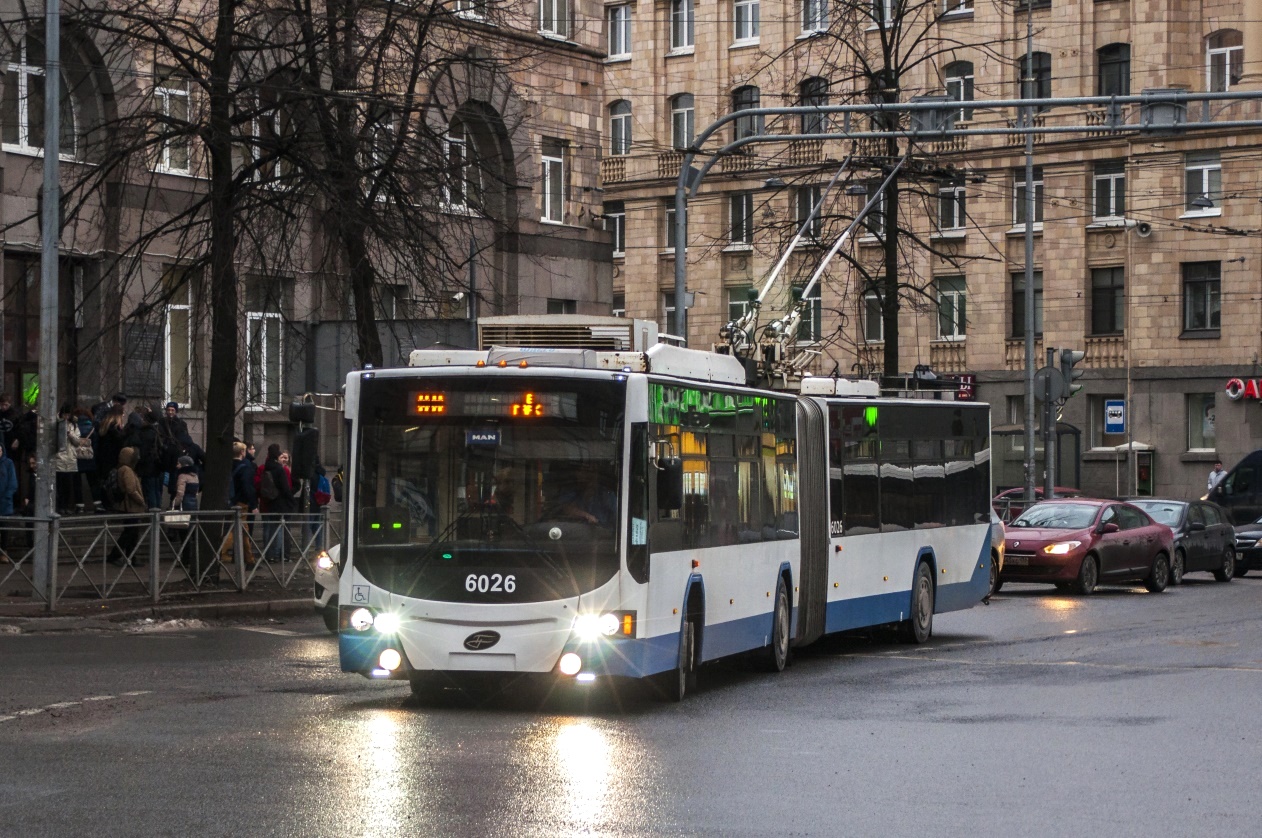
1225;378;1262;401
955;374;976;401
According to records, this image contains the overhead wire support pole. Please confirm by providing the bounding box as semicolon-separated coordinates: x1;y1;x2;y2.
35;0;62;601
1023;6;1037;504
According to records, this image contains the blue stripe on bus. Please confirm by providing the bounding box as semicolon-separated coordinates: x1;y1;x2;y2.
936;536;992;613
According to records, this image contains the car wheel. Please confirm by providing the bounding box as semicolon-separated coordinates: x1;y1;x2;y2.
1170;549;1185;586
992;578;1004;594
1145;553;1170;593
1213;547;1236;582
763;579;791;672
658;620;697;702
899;562;935;644
988;556;1000;597
1074;555;1098;595
321;606;339;634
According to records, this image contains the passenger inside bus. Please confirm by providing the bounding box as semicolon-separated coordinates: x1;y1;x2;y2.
553;463;618;527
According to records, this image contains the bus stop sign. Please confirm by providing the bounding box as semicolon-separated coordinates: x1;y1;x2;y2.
1105;400;1126;434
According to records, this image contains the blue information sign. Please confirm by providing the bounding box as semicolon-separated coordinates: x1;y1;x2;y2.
1104;400;1126;435
466;429;501;447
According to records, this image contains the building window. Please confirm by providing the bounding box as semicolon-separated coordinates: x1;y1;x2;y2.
443;123;479;209
609;100;632;156
732;86;762;141
1182;261;1221;332
671;0;695;49
541;138;565;223
665;204;687;249
944;61;974;121
727;286;755;323
936;275;966;340
611;293;626;318
729;192;754;245
1017;52;1051;110
1184;152;1221;215
938;183;966;231
1097;44;1130;97
547;298;577;314
155;69;191;172
799;77;829;134
1012;166;1044;227
539;0;570;37
1010;270;1043;338
796;185;823;239
863;184;886;236
607;4;631;58
1187;393;1216;450
1093;160;1125;220
661;291;676;332
734;0;760;42
2;35;76;155
872;0;896;26
245;281;285;409
795;285;822;342
943;0;972;14
1090;395;1127;449
163;267;193;407
604;201;626;256
454;0;487;20
1090;267;1124;335
1207;30;1243;92
863;290;883;343
671;93;695;150
802;0;828;32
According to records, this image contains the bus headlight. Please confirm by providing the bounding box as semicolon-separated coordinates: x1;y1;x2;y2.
558;653;582;676
573;613;622;641
378;649;402;671
373;612;402;635
349;608;375;631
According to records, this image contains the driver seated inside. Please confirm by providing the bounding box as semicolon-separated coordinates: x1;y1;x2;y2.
554;463;618;527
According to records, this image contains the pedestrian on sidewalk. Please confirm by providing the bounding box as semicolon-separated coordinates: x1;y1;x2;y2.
54;405;92;514
1208;460;1226;493
225;441;257;570
106;447;147;567
0;443;16;562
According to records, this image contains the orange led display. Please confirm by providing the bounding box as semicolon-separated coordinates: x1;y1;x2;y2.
510;393;544;418
410;392;446;415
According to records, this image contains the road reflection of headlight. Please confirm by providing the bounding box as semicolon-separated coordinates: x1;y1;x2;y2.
374;612;401;634
350;608;374;631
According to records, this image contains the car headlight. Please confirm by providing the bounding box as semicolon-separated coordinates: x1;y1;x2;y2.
1237;538;1256;548
1043;541;1083;555
349;607;374;631
315;550;335;571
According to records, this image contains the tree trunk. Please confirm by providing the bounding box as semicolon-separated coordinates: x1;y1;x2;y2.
881;167;900;377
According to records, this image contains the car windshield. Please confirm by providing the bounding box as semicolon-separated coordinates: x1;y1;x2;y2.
1131;502;1183;527
1010;503;1099;530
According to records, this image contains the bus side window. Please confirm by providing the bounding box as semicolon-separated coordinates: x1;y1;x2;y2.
628;424;649;583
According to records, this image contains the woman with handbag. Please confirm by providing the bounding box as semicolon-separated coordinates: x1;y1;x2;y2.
170;455;202;577
54;405;93;514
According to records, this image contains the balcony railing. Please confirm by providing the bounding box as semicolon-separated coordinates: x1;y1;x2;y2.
930;340;967;373
786;139;824;167
1005;337;1043;370
600;156;626;183
1085;334;1126;368
657;151;682;180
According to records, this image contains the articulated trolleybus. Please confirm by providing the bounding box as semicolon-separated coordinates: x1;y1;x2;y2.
338;317;992;700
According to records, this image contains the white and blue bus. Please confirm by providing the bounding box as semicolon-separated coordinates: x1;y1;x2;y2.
337;317;993;699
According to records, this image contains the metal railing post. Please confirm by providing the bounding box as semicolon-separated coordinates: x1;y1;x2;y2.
46;516;59;613
233;506;246;590
150;511;161;603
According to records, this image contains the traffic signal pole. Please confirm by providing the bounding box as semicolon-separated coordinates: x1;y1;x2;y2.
1043;347;1057;499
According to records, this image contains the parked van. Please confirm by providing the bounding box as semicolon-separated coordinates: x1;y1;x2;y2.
1207;450;1262;524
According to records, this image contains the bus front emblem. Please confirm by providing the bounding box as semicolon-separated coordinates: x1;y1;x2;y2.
464;631;501;651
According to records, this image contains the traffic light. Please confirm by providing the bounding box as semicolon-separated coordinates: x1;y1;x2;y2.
291;427;319;480
1060;348;1086;400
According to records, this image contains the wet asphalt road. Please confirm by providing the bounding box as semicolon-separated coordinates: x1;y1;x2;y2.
3;574;1261;838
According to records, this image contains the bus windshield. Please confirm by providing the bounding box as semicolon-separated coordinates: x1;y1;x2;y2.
353;376;626;603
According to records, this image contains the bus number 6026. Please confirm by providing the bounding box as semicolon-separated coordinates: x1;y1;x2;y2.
465;574;516;593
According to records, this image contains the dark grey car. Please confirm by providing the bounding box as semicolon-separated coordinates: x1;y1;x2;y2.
1129;500;1237;585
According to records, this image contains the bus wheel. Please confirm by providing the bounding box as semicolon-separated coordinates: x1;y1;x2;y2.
659;620;696;702
899;562;934;644
321;606;339;635
763;579;790;673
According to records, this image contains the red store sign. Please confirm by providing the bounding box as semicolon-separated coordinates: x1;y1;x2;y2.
1225;378;1262;400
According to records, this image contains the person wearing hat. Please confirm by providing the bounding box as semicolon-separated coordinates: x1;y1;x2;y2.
171;454;200;512
158;401;194;507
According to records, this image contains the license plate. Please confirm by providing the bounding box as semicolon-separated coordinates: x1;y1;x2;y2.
1005;555;1030;566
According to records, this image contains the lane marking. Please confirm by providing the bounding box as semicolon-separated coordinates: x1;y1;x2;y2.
237;627;304;637
16;708;45;716
82;695;115;702
45;702;81;709
121;690;152;697
0;715;16;723
860;653;1262;674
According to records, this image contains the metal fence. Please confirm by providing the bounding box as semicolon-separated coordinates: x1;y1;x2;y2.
0;509;342;612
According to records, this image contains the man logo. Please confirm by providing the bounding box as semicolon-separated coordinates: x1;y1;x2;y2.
463;631;501;651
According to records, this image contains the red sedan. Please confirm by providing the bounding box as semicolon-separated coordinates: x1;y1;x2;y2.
999;499;1174;594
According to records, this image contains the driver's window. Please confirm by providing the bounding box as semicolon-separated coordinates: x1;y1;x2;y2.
1228;467;1253;494
1187;504;1205;527
1100;506;1118;527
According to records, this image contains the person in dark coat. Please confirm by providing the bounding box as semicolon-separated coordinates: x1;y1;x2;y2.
96;404;128;475
0;444;17;561
126;408;163;509
106;447;147;567
0;393;17;457
261;444;297;560
158;402;194;506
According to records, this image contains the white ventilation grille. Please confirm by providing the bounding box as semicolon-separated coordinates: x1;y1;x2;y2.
478;316;657;351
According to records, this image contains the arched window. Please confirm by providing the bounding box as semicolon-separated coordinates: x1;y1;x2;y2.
799;77;829;134
2;34;77;156
670;93;694;150
1017;52;1051;110
1206;30;1243;92
609;100;631;155
1097;44;1130;97
732;85;761;140
944;61;973;121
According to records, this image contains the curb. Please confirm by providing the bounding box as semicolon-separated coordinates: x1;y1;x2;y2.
0;597;314;631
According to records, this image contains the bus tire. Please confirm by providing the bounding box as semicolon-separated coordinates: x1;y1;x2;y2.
321;605;339;635
763;578;790;673
899;562;934;644
658;620;696;702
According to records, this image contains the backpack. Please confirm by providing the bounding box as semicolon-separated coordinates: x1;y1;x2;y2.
314;473;332;507
259;467;280;501
331;470;344;503
103;468;125;509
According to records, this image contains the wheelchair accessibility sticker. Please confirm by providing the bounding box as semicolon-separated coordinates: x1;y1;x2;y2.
351;585;371;605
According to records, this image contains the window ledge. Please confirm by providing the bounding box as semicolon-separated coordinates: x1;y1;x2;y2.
1006;224;1043;235
154;166;200;179
729;39;760;50
932;337;967;344
666;47;695;58
1086;218;1127;228
858;234;883;245
796;29;826;40
931;229;967;240
723;242;754;252
1180;451;1220;463
940;9;975;21
1;144;80;164
605;55;631;64
1179;329;1221;340
1180;208;1222;219
538;30;572;43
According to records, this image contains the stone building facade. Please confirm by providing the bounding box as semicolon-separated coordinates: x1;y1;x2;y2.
598;0;1262;499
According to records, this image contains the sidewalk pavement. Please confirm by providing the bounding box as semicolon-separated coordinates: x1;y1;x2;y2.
0;577;314;632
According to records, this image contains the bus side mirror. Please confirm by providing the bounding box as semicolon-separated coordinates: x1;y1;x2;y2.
657;457;683;511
